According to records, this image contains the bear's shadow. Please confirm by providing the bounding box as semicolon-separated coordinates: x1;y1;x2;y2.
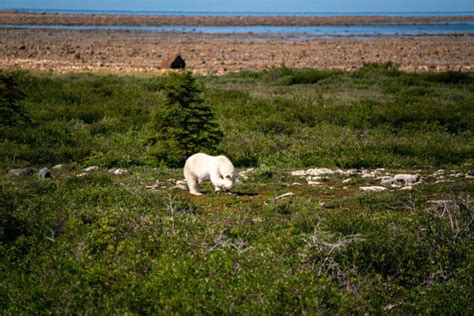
232;192;258;197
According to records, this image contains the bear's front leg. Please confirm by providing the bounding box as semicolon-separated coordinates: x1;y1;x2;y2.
184;170;203;196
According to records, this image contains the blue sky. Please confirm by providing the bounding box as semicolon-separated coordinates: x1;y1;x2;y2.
1;0;473;12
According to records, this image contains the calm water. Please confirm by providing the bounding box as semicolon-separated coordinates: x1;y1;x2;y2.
8;9;474;16
2;23;473;37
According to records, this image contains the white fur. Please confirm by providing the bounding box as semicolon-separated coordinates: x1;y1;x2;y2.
184;153;237;195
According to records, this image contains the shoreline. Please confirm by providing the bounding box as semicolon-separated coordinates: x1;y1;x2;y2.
1;11;474;26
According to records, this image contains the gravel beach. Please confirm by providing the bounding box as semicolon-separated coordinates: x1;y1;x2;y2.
1;11;473;74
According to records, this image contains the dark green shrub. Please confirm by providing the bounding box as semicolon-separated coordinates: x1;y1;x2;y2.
147;72;223;167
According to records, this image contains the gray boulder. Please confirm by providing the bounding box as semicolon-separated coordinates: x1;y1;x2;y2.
38;167;52;179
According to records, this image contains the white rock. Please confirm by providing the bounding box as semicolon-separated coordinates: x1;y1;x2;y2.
345;169;359;176
108;168;130;175
342;178;352;184
290;182;301;186
435;179;454;184
400;186;413;191
83;166;99;173
238;168;254;180
145;184;160;190
432;169;445;176
52;163;76;170
361;170;377;178
276;192;296;200
174;180;188;190
307;180;322;186
305;168;335;176
290;170;307;176
359;186;388;192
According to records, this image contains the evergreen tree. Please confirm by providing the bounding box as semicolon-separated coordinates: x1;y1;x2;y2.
147;71;223;167
0;72;29;127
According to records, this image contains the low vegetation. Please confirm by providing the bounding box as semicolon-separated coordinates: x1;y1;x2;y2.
1;65;473;313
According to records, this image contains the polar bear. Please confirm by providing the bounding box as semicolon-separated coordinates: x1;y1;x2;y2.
184;153;237;195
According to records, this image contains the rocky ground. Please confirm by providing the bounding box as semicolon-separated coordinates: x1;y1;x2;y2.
1;27;472;74
1;11;473;74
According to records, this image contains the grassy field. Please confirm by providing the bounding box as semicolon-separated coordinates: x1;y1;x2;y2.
1;65;473;313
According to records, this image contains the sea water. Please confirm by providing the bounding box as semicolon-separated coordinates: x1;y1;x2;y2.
2;23;473;37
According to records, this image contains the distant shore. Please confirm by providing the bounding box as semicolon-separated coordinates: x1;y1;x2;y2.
1;10;473;26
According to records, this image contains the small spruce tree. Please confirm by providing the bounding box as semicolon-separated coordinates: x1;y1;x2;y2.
147;71;223;167
0;72;29;127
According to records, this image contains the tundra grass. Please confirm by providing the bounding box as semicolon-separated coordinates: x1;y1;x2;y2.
1;65;473;313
